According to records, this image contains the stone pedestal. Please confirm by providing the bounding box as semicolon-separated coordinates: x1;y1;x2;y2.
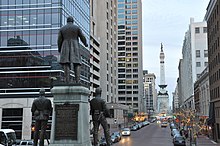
50;85;91;146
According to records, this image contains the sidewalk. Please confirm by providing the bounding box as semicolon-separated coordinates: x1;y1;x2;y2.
186;135;220;146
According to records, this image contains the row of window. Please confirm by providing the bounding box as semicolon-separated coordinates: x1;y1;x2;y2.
118;69;138;73
118;29;138;35
118;36;138;40
118;85;138;89
196;62;208;67
195;50;208;58
210;68;220;86
0;0;59;5
0;29;59;47
209;37;220;57
210;86;220;101
209;52;220;71
195;27;207;34
0;9;60;28
118;0;137;3
118;97;138;101
118;90;139;94
118;52;138;56
118;57;138;62
118;41;138;46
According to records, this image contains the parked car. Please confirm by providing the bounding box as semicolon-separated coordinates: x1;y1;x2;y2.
16;140;34;145
173;135;186;146
111;132;121;143
99;137;107;146
171;129;180;137
161;122;168;128
130;125;138;131
121;128;131;136
142;121;150;126
170;123;177;130
137;122;143;129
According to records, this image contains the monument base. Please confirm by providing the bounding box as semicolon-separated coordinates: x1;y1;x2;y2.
50;85;91;146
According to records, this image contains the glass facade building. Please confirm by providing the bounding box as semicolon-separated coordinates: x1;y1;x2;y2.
0;0;90;139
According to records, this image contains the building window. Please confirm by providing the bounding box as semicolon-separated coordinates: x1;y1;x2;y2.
204;50;208;57
196;50;200;57
2;108;23;139
203;27;207;33
119;85;125;89
205;62;208;66
195;27;200;33
196;62;201;67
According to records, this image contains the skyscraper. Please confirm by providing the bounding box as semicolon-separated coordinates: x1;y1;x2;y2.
178;18;208;109
95;0;118;104
0;0;90;139
157;43;169;113
117;0;143;113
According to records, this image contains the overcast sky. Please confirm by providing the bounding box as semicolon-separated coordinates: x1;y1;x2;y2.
142;0;210;105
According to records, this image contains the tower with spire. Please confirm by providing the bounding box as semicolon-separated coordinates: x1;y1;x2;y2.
157;43;169;114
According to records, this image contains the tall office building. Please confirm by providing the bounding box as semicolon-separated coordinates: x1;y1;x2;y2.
178;18;208;109
117;0;143;113
0;0;90;139
205;0;220;141
143;70;157;114
90;0;101;95
157;44;169;113
96;0;118;103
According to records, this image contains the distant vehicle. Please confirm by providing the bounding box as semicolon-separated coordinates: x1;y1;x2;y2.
161;122;168;128
16;140;34;145
99;137;107;146
121;128;131;136
137;122;143;129
130;125;138;131
150;118;156;123
0;129;16;146
142;121;150;126
110;132;121;143
173;135;186;146
99;137;112;146
171;129;180;137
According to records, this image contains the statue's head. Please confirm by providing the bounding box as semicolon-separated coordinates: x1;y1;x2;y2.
95;87;102;96
39;88;45;96
67;16;74;23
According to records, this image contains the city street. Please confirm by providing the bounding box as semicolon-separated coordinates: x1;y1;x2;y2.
113;123;173;146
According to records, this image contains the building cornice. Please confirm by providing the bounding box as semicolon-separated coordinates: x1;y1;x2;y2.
205;0;217;21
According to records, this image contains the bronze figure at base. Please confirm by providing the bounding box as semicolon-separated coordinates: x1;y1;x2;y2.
90;87;112;146
31;88;52;146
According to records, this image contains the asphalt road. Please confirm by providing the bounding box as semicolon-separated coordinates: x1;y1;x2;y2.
113;122;174;146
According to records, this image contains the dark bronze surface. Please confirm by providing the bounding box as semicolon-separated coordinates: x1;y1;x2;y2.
57;16;88;83
55;104;79;140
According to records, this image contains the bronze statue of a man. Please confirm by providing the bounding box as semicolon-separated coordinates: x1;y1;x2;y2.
57;16;88;83
31;88;52;146
90;87;111;146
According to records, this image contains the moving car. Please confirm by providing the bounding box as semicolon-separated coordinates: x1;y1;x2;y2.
173;135;186;146
161;121;168;128
121;128;131;136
